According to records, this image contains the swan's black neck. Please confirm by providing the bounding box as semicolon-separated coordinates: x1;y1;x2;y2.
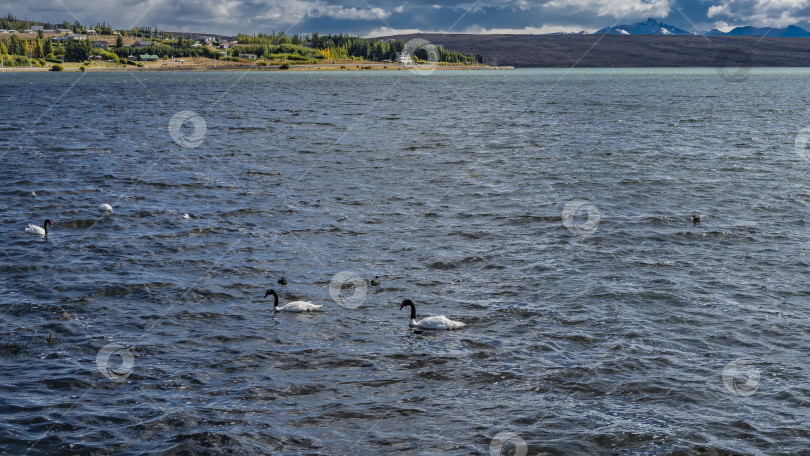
405;302;416;319
267;290;279;307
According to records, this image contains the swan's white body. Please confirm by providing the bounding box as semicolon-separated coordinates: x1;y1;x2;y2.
26;224;46;236
99;204;113;214
401;300;465;330
265;289;322;312
276;300;322;313
183;213;191;219
410;315;465;330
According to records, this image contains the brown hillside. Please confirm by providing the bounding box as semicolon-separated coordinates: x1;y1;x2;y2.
382;33;810;67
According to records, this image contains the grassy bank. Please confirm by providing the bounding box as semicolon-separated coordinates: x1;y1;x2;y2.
0;56;509;72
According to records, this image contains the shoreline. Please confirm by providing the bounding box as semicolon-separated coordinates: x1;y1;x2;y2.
0;62;514;73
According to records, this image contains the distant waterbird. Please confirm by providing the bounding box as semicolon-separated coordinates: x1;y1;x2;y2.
99;204;113;214
370;276;380;286
278;277;288;285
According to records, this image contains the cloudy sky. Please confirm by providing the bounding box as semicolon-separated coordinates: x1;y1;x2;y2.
2;0;810;37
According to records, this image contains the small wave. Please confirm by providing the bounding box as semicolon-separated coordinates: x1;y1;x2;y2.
88;282;174;299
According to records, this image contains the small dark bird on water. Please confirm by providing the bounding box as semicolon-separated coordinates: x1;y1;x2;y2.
692;214;703;223
278;277;288;285
370;276;380;286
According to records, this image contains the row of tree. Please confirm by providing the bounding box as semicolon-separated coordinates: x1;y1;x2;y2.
235;32;307;46
314;34;476;64
0;13;38;31
238;31;478;63
0;35;55;59
0;35;116;62
0;14;115;35
227;42;323;61
109;43;223;60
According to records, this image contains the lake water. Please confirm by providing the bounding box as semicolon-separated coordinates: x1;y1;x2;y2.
2;68;809;455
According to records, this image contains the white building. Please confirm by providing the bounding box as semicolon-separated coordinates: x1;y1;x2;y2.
396;52;413;65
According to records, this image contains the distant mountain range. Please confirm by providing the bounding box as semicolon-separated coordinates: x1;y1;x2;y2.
595;18;810;37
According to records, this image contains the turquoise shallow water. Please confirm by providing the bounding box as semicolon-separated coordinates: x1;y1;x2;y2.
1;68;810;455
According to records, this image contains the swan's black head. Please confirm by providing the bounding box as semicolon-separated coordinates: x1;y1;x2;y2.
44;219;53;227
400;300;416;319
264;289;277;298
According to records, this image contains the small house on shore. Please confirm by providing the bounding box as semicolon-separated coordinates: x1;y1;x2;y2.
91;41;109;50
396;52;413;64
52;34;87;43
139;54;158;61
134;41;153;48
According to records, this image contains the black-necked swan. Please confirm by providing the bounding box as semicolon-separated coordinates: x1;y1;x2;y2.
99;204;113;214
26;219;53;236
278;277;288;285
370;276;380;286
400;299;465;330
264;289;322;312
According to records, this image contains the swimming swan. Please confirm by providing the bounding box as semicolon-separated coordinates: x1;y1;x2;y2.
26;219;53;237
400;299;465;330
264;289;322;312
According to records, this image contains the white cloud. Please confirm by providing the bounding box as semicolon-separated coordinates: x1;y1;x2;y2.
366;23;598;37
366;26;441;36
544;0;672;18
250;0;389;22
707;0;810;27
463;24;596;33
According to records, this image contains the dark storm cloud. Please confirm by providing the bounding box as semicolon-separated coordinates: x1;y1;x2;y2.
3;0;810;36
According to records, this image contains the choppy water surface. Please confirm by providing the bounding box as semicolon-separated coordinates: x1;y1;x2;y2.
2;68;810;455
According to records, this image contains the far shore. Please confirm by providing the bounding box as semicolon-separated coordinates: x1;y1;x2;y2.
0;61;514;73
